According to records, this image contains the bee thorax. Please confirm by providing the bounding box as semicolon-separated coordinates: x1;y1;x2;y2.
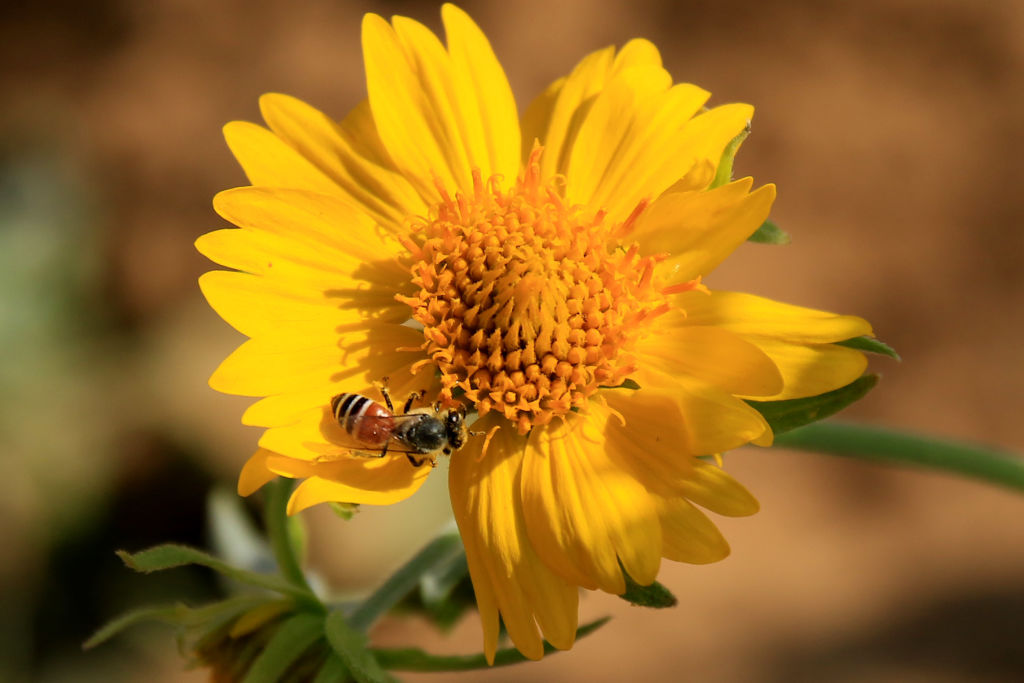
395;415;447;453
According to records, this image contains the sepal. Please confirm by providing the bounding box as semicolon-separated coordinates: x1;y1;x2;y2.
746;374;879;435
747;218;791;244
617;568;678;608
836;335;900;360
330;502;361;520
711;124;750;189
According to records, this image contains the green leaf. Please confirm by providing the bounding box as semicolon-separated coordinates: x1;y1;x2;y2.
414;545;473;630
836;335;901;361
747;218;791;244
329;502;360;520
372;617;610;671
312;655;352;683
419;544;468;605
619;572;677;608
394;548;474;632
324;611;396;683
84;605;183;650
243;613;325;683
264;478;313;592
747;374;878;436
117;544;315;601
421;578;476;632
774;422;1024;494
84;595;266;649
711;125;750;189
347;530;462;632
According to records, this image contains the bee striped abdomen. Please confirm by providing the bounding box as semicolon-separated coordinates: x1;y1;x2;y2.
331;393;394;447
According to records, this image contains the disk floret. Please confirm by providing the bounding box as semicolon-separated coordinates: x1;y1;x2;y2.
401;151;667;433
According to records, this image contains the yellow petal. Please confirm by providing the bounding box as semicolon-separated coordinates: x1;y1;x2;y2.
211;337;347;398
210;324;423;398
611;38;664;72
636;368;773;453
637;312;783;397
523;38;666;179
441;4;521;184
636;180;776;280
258;430;434;509
677;290;873;343
242;390;333;429
258;94;426;230
655;495;731;564
257;406;352;461
658;157;717;195
602;389;696;487
567;73;712;223
519;75;566;162
245;446;432;510
222;121;340;194
564;63;672;205
363;10;519;199
522;409;662;594
199;188;409;325
282;458;432;513
238;449;278;496
241;364;439;429
676;460;760;517
523;45;615;179
672;103;754;176
742;336;869;400
462;548;501;665
449;418;579;663
390;14;472;185
196;229;403;320
677;291;872;400
602;392;755;562
211;187;404;268
362;14;458;198
198;270;386;340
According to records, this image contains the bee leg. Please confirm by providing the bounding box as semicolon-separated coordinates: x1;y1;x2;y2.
402;390;423;414
406;454;424;467
379;380;395;413
379;442;389;459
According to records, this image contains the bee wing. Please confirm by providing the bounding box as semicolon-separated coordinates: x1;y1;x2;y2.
316;413;431;461
389;413;432;424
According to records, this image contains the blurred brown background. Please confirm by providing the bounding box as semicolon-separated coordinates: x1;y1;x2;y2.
2;0;1022;681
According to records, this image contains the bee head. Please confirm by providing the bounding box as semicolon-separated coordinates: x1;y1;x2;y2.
443;406;468;451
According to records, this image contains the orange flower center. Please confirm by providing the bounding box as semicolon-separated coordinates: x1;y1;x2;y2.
400;150;676;433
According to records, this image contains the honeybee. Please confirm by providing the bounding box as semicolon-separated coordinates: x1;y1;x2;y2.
330;385;468;467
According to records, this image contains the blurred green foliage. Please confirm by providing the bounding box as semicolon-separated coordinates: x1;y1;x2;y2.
0;146;226;681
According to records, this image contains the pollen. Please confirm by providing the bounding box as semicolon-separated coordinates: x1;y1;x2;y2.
400;149;672;433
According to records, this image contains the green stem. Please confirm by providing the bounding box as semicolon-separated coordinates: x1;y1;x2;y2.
774;421;1024;493
347;525;463;632
264;478;313;592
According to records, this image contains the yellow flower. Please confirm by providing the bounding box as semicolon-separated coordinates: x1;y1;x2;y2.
197;4;872;662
